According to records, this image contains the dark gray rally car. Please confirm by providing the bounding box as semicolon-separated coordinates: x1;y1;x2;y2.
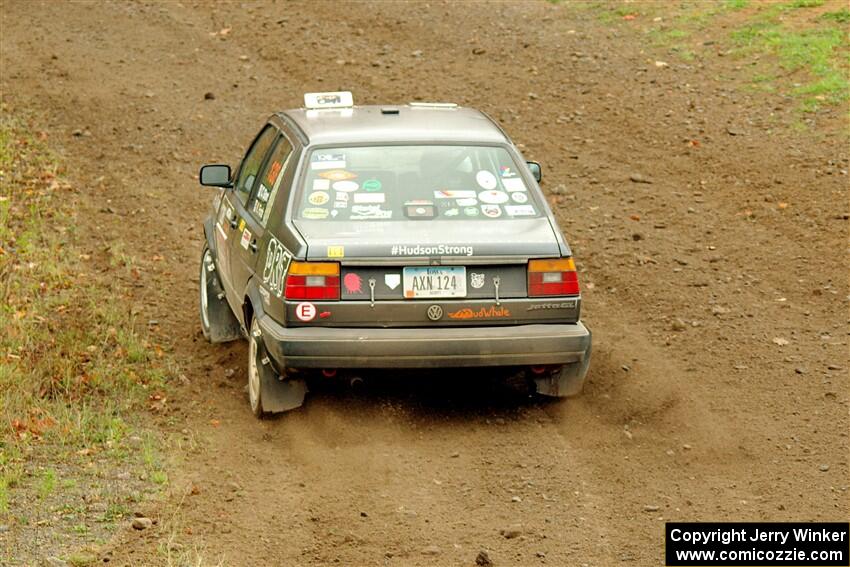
198;92;591;417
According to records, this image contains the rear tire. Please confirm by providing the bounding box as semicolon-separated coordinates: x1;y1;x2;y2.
247;317;266;418
247;316;308;418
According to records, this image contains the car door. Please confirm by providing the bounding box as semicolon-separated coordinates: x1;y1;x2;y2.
221;124;278;317
229;129;296;306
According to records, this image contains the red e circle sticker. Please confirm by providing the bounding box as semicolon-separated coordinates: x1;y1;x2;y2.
295;302;317;322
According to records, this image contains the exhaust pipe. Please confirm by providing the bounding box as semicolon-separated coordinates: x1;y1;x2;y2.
349;376;364;390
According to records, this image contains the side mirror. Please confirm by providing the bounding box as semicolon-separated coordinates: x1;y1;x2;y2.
199;164;232;188
526;161;542;183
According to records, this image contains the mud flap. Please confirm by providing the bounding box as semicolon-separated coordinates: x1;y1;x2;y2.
255;331;308;413
534;344;592;398
203;256;242;343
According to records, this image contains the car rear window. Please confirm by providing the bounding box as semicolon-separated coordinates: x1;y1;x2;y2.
296;145;540;221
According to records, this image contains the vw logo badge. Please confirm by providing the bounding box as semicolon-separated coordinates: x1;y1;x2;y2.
427;305;443;321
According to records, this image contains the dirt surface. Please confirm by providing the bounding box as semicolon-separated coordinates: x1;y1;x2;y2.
2;1;848;565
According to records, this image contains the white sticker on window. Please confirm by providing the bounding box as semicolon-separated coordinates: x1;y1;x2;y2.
313;178;330;190
505;205;535;216
354;193;385;204
308;191;330;205
503;177;526;192
456;198;477;207
257;184;271;203
311;153;346;170
434;190;476;199
333;180;359;192
476;170;497;190
350;205;392;220
478;190;509;204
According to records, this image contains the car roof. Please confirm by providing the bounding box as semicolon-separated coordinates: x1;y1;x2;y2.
279;104;510;146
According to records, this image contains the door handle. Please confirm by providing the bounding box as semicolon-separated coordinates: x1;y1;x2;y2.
229;216;238;229
249;240;258;254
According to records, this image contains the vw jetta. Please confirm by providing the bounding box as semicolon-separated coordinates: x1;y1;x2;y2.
198;92;591;417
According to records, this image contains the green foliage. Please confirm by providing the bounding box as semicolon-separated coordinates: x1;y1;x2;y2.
0;111;176;556
820;9;850;24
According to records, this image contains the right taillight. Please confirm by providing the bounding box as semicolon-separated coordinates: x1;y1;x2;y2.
528;258;580;297
284;261;340;300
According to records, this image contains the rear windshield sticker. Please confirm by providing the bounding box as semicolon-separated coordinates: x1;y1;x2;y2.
266;161;283;185
502;177;526;192
319;169;357;181
476;170;497;190
443;208;460;217
478;191;509;204
302;207;330;219
335;192;349;202
353;193;385;204
252;200;266;217
464;206;479;217
327;245;344;258
434;190;476;199
500;165;517;178
505;204;535;216
511;192;528;204
405;203;436;218
257;183;271;203
332;180;359;192
456;198;477;207
333;200;348;209
362;179;382;192
481;204;502;218
308;191;330;205
262;237;292;297
350;205;392;220
311;153;346;170
313;178;330;191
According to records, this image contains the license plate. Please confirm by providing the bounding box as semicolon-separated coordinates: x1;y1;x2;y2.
402;267;467;299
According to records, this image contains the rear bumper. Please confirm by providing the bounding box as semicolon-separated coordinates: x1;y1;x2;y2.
257;314;591;369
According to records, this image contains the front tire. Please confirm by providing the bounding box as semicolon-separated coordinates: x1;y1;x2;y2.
199;243;241;343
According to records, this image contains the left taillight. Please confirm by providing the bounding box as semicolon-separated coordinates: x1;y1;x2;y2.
528;258;580;297
284;261;340;300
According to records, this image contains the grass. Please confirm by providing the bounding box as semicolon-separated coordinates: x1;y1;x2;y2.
0;108;177;562
573;0;850;114
820;8;850;23
732;18;848;110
